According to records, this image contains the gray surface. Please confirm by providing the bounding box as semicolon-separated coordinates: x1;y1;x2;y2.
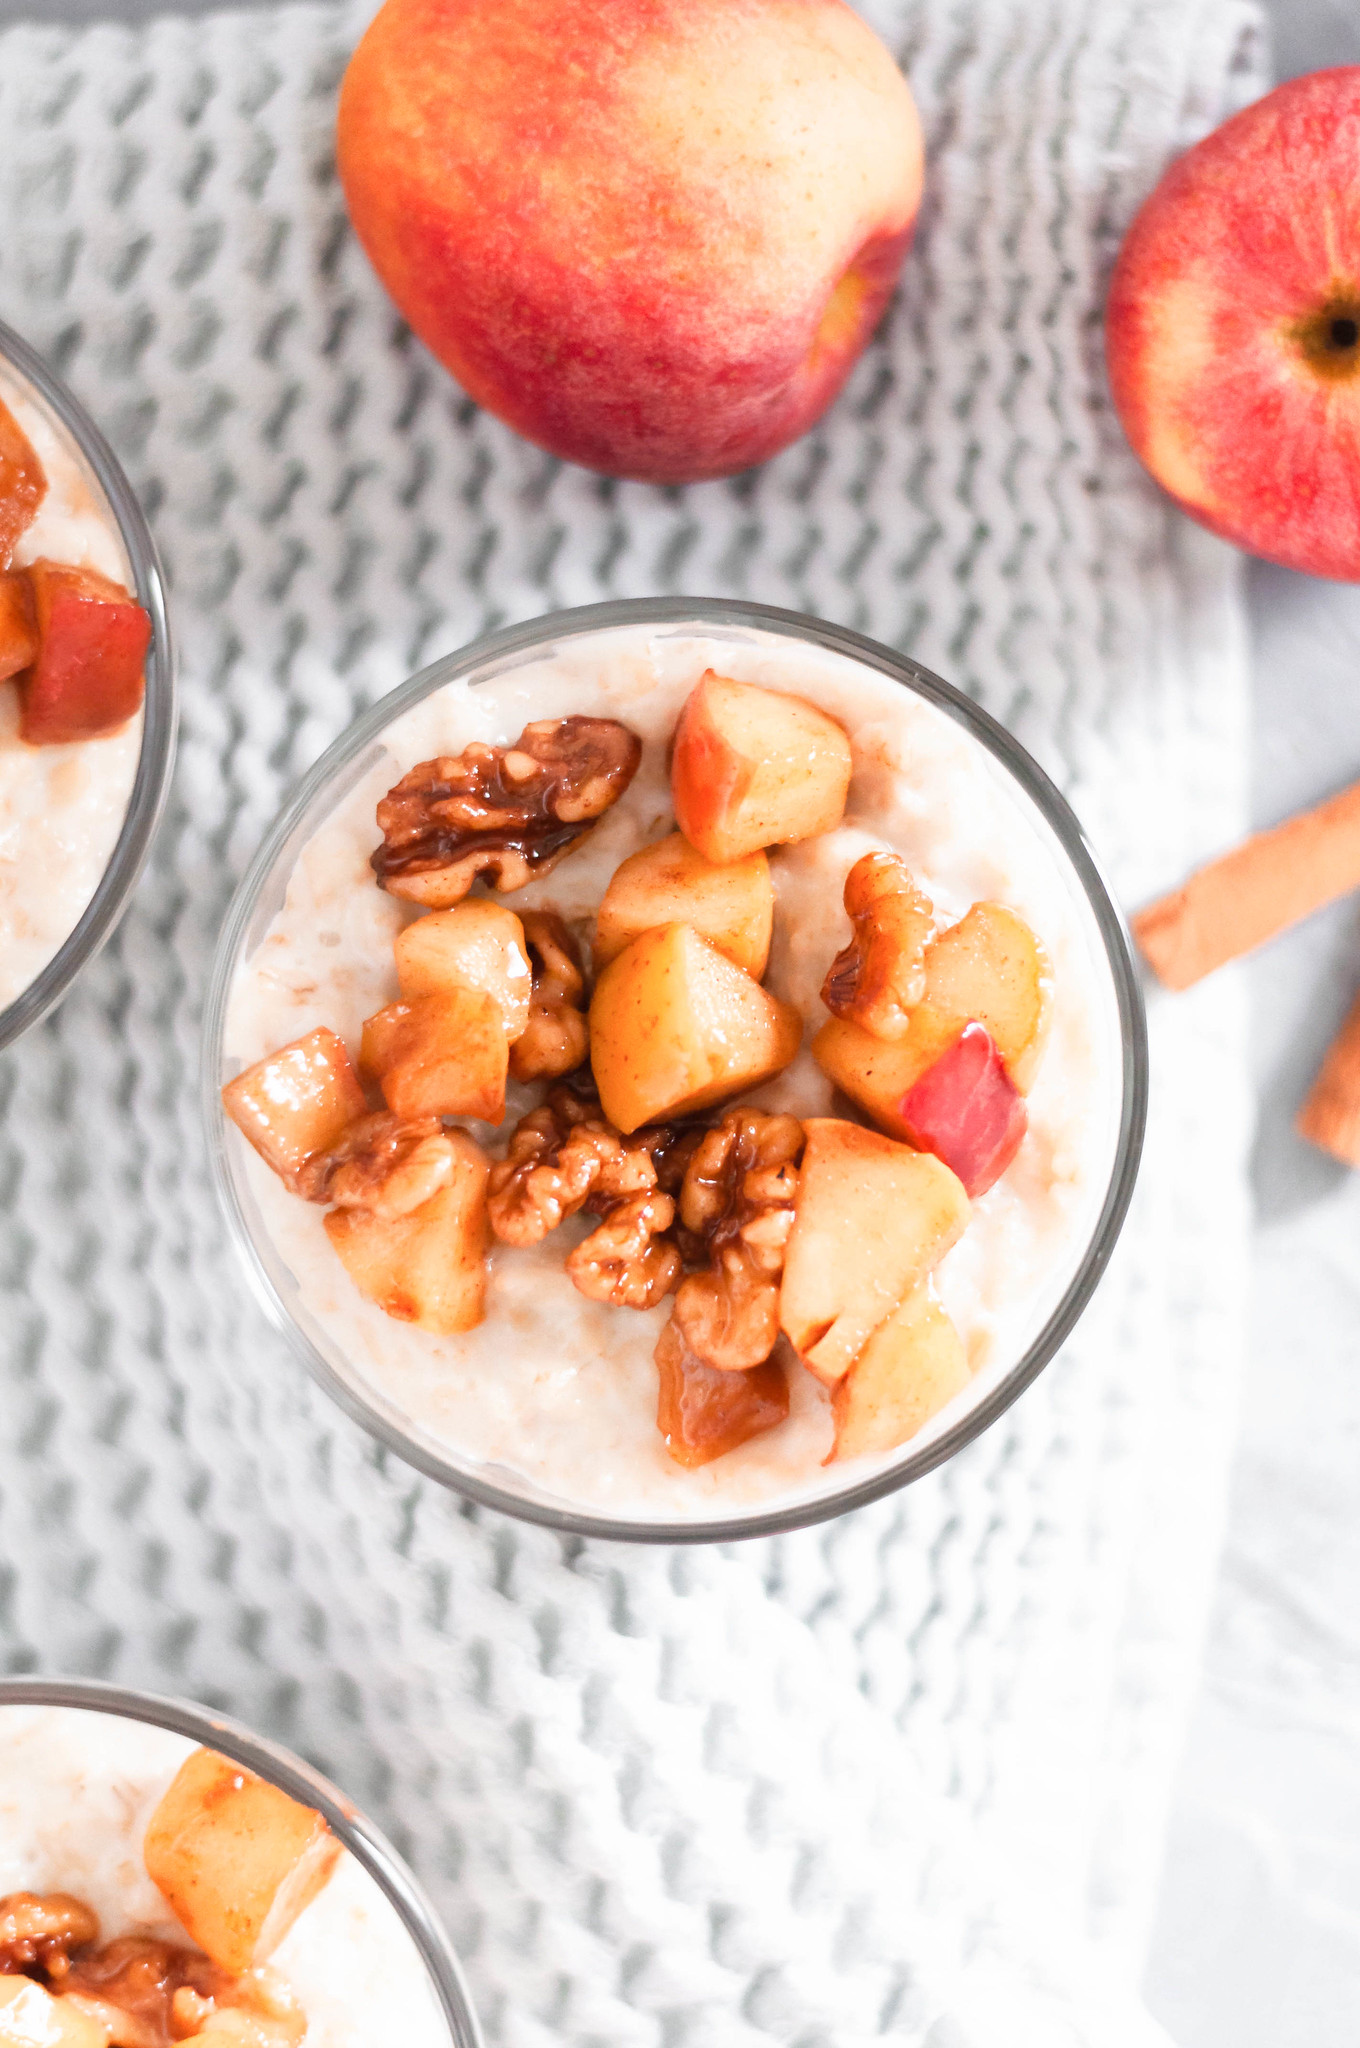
1;0;1356;2040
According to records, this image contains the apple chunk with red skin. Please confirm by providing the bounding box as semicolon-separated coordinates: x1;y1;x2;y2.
17;560;151;745
143;1746;341;1976
0;395;46;566
594;831;774;978
222;1027;368;1184
898;1023;1028;1199
325;1128;489;1334
589;922;801;1134
337;0;923;484
671;671;853;865
779;1117;969;1385
1106;68;1360;581
0;571;37;684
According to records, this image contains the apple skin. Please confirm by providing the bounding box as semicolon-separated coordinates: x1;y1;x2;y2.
1106;68;1360;581
337;0;924;483
898;1022;1027;1198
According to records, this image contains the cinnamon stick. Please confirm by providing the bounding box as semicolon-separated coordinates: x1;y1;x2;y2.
1298;989;1360;1165
1133;776;1360;990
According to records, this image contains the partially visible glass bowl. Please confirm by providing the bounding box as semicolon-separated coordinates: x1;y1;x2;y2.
0;1674;482;2048
0;317;175;1051
205;597;1147;1543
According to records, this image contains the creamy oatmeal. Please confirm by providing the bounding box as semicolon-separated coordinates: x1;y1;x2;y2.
223;622;1124;1523
0;359;147;1014
0;1703;451;2048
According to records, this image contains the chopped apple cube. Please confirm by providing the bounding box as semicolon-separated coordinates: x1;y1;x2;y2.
920;901;1051;1091
17;561;151;746
0;397;46;567
0;1978;109;2048
779;1117;969;1385
593;832;774;977
670;670;853;863
588;922;801;1134
899;1022;1028;1197
143;1747;341;1977
393;899;532;1040
325;1129;489;1332
0;569;37;684
361;987;508;1122
829;1283;970;1461
222;1028;367;1183
655;1316;789;1467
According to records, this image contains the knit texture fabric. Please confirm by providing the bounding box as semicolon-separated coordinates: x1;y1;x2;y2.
0;1;1262;2041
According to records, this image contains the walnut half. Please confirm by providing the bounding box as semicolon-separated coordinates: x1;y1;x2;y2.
370;716;642;908
292;1111;458;1218
487;1087;657;1247
821;850;934;1041
0;1892;98;1980
667;1109;804;1372
510;912;589;1083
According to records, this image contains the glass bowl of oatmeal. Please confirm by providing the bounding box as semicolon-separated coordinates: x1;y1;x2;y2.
0;317;175;1051
205;598;1146;1542
0;1675;481;2048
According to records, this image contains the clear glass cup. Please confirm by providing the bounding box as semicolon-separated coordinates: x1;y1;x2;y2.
205;598;1147;1543
0;1674;483;2048
0;317;176;1051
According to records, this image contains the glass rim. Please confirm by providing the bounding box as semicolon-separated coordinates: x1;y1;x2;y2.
0;1673;483;2048
203;595;1149;1545
0;315;177;1052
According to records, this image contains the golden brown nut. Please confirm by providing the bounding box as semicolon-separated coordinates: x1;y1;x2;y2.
565;1190;682;1310
668;1109;803;1372
487;1094;658;1247
0;1892;98;1980
293;1111;457;1217
820;851;934;1041
370;717;642;907
509;912;590;1083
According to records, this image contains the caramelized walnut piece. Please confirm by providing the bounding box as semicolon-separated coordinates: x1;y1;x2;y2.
0;1892;98;1980
293;1111;456;1217
668;1110;804;1371
566;1189;681;1310
821;851;935;1041
510;912;590;1082
371;717;642;907
487;1086;661;1247
64;1940;303;2048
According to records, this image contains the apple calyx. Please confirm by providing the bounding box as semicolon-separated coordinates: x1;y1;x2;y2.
1293;290;1360;383
898;1022;1028;1199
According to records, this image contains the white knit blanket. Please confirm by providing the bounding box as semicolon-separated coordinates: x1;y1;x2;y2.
0;2;1262;2041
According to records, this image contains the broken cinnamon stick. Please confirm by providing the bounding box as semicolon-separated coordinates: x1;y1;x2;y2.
1297;989;1360;1165
1133;776;1360;990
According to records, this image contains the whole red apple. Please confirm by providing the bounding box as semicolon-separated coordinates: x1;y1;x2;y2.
1106;68;1360;581
336;0;924;483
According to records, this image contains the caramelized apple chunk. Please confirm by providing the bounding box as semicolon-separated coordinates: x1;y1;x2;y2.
821;851;934;1040
828;1282;970;1461
393;899;532;1039
325;1127;490;1332
371;716;641;906
17;561;151;746
361;987;508;1123
671;670;853;863
898;1023;1028;1198
0;1976;107;2048
0;396;46;566
921;900;1052;1091
779;1117;970;1385
589;923;801;1133
509;911;590;1082
0;569;37;684
222;1028;368;1185
593;832;774;977
143;1748;340;1978
655;1318;790;1468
